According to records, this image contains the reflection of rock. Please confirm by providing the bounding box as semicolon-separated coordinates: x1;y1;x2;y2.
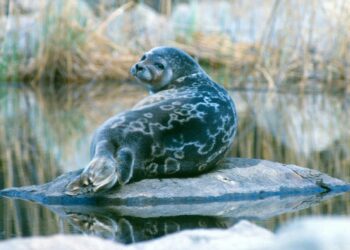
42;189;340;244
45;192;339;220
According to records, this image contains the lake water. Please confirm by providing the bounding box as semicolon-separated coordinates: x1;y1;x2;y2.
0;82;349;244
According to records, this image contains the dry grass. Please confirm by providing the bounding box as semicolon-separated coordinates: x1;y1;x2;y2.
172;0;350;91
1;1;138;85
0;0;350;90
32;1;139;84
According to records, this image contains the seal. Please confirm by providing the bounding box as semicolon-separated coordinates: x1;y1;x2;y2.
65;46;238;195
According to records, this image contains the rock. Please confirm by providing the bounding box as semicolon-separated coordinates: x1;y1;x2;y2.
0;157;348;239
0;220;274;250
131;220;274;250
273;217;350;250
2;217;350;250
3;157;349;243
0;15;40;58
1;158;349;207
171;0;350;52
105;3;173;49
0;0;95;61
0;234;125;250
6;0;41;15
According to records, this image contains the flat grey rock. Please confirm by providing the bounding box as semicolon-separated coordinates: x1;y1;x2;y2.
1;158;349;207
3;157;342;243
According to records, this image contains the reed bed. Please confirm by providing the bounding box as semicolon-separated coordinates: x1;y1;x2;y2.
0;0;349;90
0;0;137;85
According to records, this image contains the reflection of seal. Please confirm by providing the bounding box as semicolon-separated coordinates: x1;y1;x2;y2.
66;212;228;244
66;46;238;195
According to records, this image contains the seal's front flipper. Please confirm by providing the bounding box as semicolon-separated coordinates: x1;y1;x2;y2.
117;148;134;185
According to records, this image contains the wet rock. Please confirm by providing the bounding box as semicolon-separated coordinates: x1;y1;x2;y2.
1;157;349;207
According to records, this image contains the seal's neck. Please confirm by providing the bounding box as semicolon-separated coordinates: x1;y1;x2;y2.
148;71;205;94
173;72;203;84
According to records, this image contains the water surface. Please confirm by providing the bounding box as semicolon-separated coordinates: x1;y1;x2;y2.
0;82;349;244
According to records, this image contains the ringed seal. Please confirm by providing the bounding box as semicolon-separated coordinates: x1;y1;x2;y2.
66;46;238;195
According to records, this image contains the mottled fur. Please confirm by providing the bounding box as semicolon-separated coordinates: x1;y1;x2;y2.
65;47;238;195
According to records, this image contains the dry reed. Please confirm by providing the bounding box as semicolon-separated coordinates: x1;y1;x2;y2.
0;0;349;90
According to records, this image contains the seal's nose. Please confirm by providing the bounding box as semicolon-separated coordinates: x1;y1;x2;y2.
135;63;144;72
130;63;145;76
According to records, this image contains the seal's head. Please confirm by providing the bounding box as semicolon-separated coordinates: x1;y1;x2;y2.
130;46;201;93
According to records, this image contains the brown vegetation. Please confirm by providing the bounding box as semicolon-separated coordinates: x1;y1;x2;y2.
0;0;349;90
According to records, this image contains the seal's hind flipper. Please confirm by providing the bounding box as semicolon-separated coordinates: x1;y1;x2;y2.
65;157;118;195
65;175;83;195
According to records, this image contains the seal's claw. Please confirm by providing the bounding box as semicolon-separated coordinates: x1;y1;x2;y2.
84;157;118;192
65;176;84;195
65;157;118;195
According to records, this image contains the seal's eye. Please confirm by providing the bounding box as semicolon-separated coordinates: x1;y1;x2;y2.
140;55;146;61
154;62;165;70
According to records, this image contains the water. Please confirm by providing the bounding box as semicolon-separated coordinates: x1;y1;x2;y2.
0;82;349;244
